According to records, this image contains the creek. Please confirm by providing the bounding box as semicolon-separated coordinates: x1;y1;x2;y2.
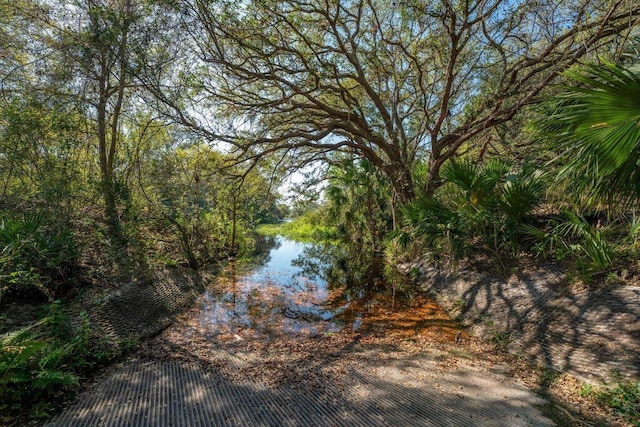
196;235;359;341
192;234;465;344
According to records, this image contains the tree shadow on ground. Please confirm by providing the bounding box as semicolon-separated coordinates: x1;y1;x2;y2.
422;260;640;385
45;355;554;427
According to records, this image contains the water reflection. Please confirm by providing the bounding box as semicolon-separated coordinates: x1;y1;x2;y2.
196;234;467;344
199;236;349;340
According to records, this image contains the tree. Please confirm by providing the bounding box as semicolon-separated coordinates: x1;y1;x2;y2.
325;158;393;251
143;141;279;267
25;0;172;237
0;98;85;214
59;0;137;234
0;0;38;100
154;0;640;204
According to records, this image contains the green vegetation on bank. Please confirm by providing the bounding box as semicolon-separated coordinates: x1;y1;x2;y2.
0;302;136;420
0;214;77;302
256;212;338;243
597;381;640;425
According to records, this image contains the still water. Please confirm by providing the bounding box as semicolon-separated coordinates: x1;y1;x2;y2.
197;236;355;341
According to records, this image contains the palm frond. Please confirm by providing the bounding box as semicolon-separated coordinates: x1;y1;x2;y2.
548;63;640;205
501;176;545;220
440;160;479;191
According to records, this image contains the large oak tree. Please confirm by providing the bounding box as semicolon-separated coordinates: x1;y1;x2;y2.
159;0;640;203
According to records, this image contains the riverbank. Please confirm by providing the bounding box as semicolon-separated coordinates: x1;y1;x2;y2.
0;265;220;427
80;265;219;345
400;257;640;385
399;256;640;424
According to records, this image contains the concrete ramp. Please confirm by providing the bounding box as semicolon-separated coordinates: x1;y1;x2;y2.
46;358;553;427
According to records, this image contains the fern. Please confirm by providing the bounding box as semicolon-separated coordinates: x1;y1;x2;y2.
32;370;78;390
0;305;82;415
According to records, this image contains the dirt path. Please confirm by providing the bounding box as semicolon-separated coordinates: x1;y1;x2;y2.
45;294;559;427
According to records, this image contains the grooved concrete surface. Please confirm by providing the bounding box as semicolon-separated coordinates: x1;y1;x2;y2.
46;356;553;427
407;260;640;384
46;265;560;426
87;267;211;343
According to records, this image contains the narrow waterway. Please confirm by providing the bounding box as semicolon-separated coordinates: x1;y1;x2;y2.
192;235;466;344
196;235;353;341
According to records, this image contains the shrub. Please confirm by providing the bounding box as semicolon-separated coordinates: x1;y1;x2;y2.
399;160;546;263
0;212;77;301
0;303;79;418
0;301;126;420
522;211;616;280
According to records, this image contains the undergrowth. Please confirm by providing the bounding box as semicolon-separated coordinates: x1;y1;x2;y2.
596;380;640;425
579;378;640;425
0;301;134;421
0;212;77;302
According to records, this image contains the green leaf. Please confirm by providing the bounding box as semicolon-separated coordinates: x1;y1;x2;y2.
544;63;640;205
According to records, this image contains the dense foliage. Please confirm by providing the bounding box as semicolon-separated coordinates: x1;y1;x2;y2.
544;63;640;206
398;160;546;265
0;214;77;301
0;302;130;419
2;0;640;422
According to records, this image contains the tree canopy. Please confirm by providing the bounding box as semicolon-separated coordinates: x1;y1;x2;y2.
149;0;640;203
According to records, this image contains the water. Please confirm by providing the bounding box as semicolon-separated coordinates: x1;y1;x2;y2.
195;235;464;344
198;236;352;341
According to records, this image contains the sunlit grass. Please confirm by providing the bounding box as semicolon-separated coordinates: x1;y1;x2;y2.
256;217;337;242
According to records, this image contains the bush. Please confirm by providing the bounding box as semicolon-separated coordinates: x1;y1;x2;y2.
522;211;617;281
0;302;124;420
399;160;546;264
0;212;77;301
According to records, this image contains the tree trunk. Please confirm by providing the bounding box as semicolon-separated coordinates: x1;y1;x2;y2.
97;74;121;236
178;225;199;269
385;164;415;205
425;156;445;197
425;135;454;196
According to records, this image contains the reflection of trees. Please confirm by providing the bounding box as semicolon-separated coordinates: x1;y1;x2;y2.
292;242;386;299
248;234;280;266
291;243;333;281
206;236;395;338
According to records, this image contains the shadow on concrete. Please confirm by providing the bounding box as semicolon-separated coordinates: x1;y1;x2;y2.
46;357;553;427
49;258;640;427
418;260;640;385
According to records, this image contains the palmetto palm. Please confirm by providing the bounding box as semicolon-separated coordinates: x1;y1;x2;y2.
547;63;640;205
440;159;509;207
400;159;545;259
